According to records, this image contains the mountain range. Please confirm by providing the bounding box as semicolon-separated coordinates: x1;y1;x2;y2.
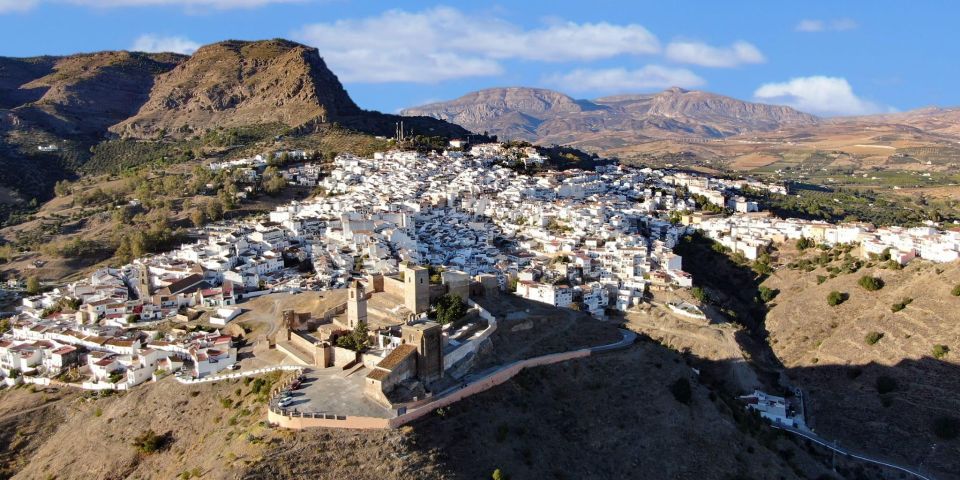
402;86;960;152
401;86;819;145
0;39;470;208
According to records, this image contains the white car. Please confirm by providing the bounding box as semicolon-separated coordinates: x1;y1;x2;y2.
278;398;294;408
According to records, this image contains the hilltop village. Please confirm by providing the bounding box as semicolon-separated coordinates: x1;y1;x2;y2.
3;142;959;417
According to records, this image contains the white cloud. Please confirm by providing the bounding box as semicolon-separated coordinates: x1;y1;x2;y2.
753;76;883;116
795;18;858;32
0;0;302;13
665;40;765;67
69;0;303;7
0;0;38;13
131;34;200;54
294;6;661;83
545;66;705;93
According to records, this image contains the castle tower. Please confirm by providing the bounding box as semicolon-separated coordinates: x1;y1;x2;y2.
347;280;367;329
402;264;430;315
401;321;443;382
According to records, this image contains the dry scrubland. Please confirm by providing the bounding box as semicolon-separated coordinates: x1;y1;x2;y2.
763;259;960;477
247;342;841;480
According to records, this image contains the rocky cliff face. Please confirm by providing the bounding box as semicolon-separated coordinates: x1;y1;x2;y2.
403;86;820;145
112;39;362;138
2;51;184;138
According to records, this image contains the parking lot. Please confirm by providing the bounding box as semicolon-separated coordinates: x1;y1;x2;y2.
274;367;394;419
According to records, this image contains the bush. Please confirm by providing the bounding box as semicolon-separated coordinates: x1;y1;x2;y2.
858;275;884;291
827;291;847;306
932;416;960;440
816;275;828;285
952;284;960;297
796;237;814;251
757;286;779;303
865;331;883;345
491;469;507;480
932;344;950;360
876;375;898;394
132;429;168;454
670;377;692;405
691;287;708;303
890;297;913;312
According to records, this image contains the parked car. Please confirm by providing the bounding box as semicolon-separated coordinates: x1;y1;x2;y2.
227;363;240;370
278;398;293;408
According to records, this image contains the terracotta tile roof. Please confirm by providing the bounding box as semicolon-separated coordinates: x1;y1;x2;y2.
366;367;390;381
375;344;417;371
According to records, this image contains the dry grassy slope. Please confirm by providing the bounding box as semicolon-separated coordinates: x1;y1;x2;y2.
248;343;838;480
762;259;960;477
4;51;184;138
9;375;297;480
2;340;906;479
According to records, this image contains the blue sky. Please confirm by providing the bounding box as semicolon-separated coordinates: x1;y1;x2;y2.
1;0;957;116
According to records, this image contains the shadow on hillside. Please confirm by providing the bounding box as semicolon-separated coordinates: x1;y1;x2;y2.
673;233;784;383
403;344;960;480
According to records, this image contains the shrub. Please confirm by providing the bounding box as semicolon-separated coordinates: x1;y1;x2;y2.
757;286;779;303
865;331;883;345
932;344;950;359
890;297;913;313
827;291;847;306
495;423;509;443
132;429;168;454
691;287;708;303
858;275;884;291
876;375;898;395
816;275;828;285
796;237;813;251
670;377;692;405
932;416;960;440
492;469;507;480
952;284;960;297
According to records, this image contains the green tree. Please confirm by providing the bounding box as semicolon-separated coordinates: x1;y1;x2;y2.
25;276;40;295
433;294;467;325
690;286;708;303
827;291;847;306
932;416;960;440
858;275;884;291
132;429;167;454
190;208;207;228
336;321;369;352
670;377;692;405
795;237;813;251
876;375;898;394
757;286;779;303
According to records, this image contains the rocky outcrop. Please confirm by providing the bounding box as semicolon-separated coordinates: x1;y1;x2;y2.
112;39;362;138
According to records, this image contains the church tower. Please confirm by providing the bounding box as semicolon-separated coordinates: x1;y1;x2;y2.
402;264;430;315
347;280;367;328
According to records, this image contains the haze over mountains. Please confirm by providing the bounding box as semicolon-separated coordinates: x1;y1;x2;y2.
402;86;960;154
401;86;819;146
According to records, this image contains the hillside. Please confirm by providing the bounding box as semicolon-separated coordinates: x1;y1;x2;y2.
401;86;819;146
112;39;359;138
0;341;846;480
0;39;473;221
763;256;960;477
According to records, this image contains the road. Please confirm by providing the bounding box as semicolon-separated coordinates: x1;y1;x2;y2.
772;424;935;480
